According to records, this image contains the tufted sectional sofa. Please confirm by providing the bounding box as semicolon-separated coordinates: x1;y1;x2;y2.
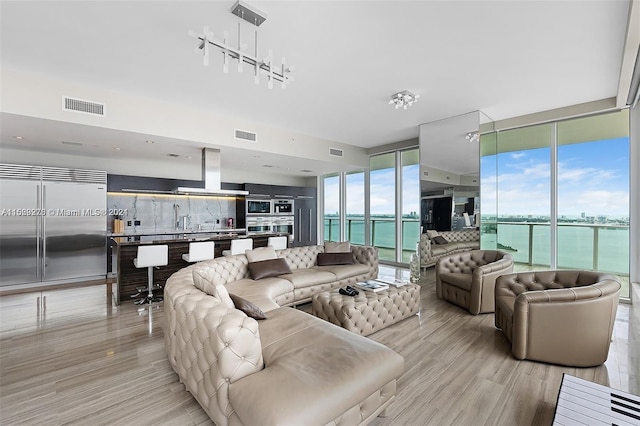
420;229;480;269
164;244;405;425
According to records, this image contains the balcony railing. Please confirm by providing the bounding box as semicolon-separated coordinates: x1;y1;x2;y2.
324;217;420;262
481;221;629;276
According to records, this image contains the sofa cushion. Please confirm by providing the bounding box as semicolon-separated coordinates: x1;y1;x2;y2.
324;240;351;253
248;258;292;280
426;230;439;239
245;246;277;263
229;293;267;320
432;235;449;245
191;268;234;308
439;272;473;291
280;268;337;289
225;277;293;312
312;263;371;280
316;252;354;266
229;307;404;426
431;245;451;256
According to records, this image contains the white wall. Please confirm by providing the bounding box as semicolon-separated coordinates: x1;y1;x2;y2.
0;69;369;171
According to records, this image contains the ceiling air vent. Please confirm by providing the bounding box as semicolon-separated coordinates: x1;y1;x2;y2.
62;97;105;116
235;129;257;143
329;147;343;157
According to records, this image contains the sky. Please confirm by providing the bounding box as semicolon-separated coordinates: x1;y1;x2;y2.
323;164;420;216
481;137;630;218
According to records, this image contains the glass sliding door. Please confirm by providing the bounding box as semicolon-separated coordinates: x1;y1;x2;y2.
323;174;340;242
480;109;630;299
557;110;630;298
346;170;365;245
495;123;552;269
370;152;396;262
401;149;420;262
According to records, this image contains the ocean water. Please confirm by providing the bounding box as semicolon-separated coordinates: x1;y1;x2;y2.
327;216;629;275
325;216;420;253
488;223;629;274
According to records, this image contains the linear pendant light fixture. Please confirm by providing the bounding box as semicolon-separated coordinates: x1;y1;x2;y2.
188;0;294;89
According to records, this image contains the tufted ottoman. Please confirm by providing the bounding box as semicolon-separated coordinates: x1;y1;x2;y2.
311;284;421;336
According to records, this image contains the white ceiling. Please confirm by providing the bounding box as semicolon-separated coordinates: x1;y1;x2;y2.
0;0;634;178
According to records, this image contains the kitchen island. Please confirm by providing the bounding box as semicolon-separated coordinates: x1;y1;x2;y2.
111;231;288;303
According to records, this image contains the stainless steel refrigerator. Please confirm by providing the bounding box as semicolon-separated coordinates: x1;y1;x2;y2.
0;164;107;287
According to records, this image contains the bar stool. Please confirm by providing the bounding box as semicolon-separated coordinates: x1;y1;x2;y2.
267;235;288;250
222;238;253;256
182;241;215;263
132;244;168;305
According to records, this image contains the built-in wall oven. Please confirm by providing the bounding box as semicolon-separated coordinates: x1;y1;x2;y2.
273;199;294;214
246;199;273;215
246;216;272;234
272;216;294;242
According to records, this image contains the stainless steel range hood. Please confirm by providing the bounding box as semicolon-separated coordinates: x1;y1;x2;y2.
175;148;248;196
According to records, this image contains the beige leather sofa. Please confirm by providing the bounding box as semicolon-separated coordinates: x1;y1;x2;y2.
494;270;621;367
436;250;514;314
420;229;480;268
164;244;405;425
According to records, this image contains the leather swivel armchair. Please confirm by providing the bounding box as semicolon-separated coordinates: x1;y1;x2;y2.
494;270;620;367
436;250;514;315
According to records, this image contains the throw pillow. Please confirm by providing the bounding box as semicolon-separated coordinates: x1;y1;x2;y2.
317;252;354;266
248;258;292;280
192;268;234;308
426;230;439;239
229;293;267;320
432;235;449;245
324;240;351;253
245;246;277;263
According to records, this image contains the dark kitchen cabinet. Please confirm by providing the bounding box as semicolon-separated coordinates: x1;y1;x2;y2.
241;183;317;246
293;190;317;247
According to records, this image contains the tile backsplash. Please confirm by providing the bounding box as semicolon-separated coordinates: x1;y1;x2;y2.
108;193;236;233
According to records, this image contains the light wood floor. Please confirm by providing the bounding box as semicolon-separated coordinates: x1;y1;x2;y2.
1;270;638;426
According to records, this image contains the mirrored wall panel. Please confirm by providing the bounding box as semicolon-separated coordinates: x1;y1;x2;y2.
419;111;493;233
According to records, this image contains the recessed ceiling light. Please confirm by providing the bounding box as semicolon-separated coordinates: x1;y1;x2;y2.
167;153;180;157
13;136;23;140
300;169;313;173
186;156;193;159
262;164;275;168
114;147;121;150
146;140;154;144
61;140;83;147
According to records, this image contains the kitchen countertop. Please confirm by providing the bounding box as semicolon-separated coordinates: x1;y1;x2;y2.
111;231;288;246
108;228;246;237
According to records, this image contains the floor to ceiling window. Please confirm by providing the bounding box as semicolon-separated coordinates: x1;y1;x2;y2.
320;147;420;265
370;153;396;262
556;111;630;292
323;173;340;242
346;170;365;245
496;123;552;268
401;149;420;262
481;109;630;299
